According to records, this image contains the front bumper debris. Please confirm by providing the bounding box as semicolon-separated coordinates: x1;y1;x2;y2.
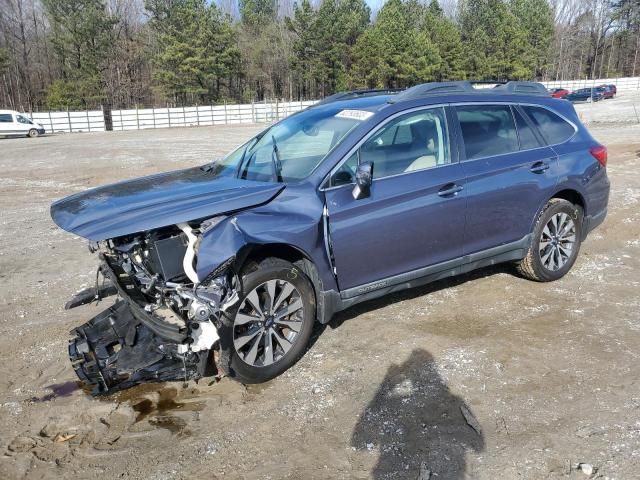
64;282;117;310
99;259;187;342
69;300;211;396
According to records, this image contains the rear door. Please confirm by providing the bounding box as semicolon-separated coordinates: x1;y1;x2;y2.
323;106;467;293
454;103;558;255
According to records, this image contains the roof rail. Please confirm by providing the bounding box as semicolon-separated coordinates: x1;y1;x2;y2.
492;81;550;96
389;80;549;103
313;88;401;106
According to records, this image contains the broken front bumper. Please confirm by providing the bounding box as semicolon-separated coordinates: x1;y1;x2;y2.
67;261;212;396
69;301;212;395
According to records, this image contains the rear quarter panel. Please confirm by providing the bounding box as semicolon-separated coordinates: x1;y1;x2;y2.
524;99;609;229
548;100;610;220
551;134;610;219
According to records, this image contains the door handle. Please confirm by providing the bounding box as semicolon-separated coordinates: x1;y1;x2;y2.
530;161;550;174
438;183;464;197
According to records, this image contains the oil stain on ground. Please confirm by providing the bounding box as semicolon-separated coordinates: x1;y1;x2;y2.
119;385;206;436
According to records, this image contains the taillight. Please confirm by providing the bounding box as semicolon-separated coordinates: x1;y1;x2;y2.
590;145;607;167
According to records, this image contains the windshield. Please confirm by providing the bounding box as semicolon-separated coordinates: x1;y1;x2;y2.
209;105;373;182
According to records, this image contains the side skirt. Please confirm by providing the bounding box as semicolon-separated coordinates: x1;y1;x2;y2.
317;234;531;323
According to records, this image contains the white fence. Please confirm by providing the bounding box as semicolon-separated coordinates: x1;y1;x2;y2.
541;76;640;91
30;100;317;134
24;76;640;134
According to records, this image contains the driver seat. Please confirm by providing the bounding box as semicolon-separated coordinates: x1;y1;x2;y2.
405;120;437;172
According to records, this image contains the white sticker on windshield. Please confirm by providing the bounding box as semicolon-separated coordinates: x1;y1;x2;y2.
335;109;374;121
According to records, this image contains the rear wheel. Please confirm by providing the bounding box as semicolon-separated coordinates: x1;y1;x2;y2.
517;199;583;282
223;257;315;384
27;128;38;138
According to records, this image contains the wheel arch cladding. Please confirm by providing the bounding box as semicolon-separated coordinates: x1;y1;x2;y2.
531;187;587;233
551;188;586;215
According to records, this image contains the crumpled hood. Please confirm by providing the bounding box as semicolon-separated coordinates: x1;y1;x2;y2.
51;166;285;241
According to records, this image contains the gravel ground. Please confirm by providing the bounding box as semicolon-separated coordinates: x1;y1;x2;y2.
0;97;639;480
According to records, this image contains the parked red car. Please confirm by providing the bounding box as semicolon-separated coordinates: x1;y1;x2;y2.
550;88;570;99
598;85;616;99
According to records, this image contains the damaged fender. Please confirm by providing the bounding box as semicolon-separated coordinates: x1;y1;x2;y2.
196;184;338;318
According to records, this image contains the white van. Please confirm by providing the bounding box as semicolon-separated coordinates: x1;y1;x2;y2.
0;110;45;138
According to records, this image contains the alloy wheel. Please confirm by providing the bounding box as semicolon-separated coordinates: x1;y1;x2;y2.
233;279;304;367
539;212;576;271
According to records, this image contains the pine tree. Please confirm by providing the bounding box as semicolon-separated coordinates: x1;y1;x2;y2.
423;0;466;80
286;0;369;97
286;0;318;98
458;0;530;80
314;0;370;95
509;0;555;78
42;0;117;108
146;0;239;104
351;0;440;88
239;0;278;29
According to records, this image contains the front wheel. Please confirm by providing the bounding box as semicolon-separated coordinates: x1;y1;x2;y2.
222;257;316;384
27;128;39;138
517;199;583;282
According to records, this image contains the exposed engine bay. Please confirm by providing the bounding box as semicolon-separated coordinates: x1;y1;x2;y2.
67;222;239;396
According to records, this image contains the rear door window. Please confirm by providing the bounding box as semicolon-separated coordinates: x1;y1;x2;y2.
521;106;576;145
513;107;542;150
455;105;518;160
0;114;13;123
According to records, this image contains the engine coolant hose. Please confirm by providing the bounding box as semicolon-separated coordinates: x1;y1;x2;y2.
178;223;199;284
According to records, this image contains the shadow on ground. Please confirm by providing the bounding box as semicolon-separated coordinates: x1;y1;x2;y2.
351;349;484;479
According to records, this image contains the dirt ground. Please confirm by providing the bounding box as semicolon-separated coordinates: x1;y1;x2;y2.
0;100;639;480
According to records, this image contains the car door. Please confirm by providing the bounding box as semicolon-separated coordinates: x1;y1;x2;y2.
0;113;14;135
453;103;558;255
15;113;32;134
323;106;467;293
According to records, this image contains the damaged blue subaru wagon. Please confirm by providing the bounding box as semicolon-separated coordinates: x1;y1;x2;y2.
51;81;610;394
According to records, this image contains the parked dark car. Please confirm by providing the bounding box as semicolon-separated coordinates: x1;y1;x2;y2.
549;87;570;99
51;81;610;395
566;87;604;102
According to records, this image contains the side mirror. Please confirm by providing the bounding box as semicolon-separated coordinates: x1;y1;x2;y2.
352;161;373;200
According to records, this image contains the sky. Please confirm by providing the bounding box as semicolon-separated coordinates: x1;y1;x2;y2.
366;0;385;10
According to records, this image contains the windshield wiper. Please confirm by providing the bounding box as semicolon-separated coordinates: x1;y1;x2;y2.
200;159;218;173
271;135;283;183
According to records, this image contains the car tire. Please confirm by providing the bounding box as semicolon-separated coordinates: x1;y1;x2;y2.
221;257;316;384
517;199;583;282
27;129;39;138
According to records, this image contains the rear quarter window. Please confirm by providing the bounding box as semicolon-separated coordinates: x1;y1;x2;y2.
522;106;576;145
